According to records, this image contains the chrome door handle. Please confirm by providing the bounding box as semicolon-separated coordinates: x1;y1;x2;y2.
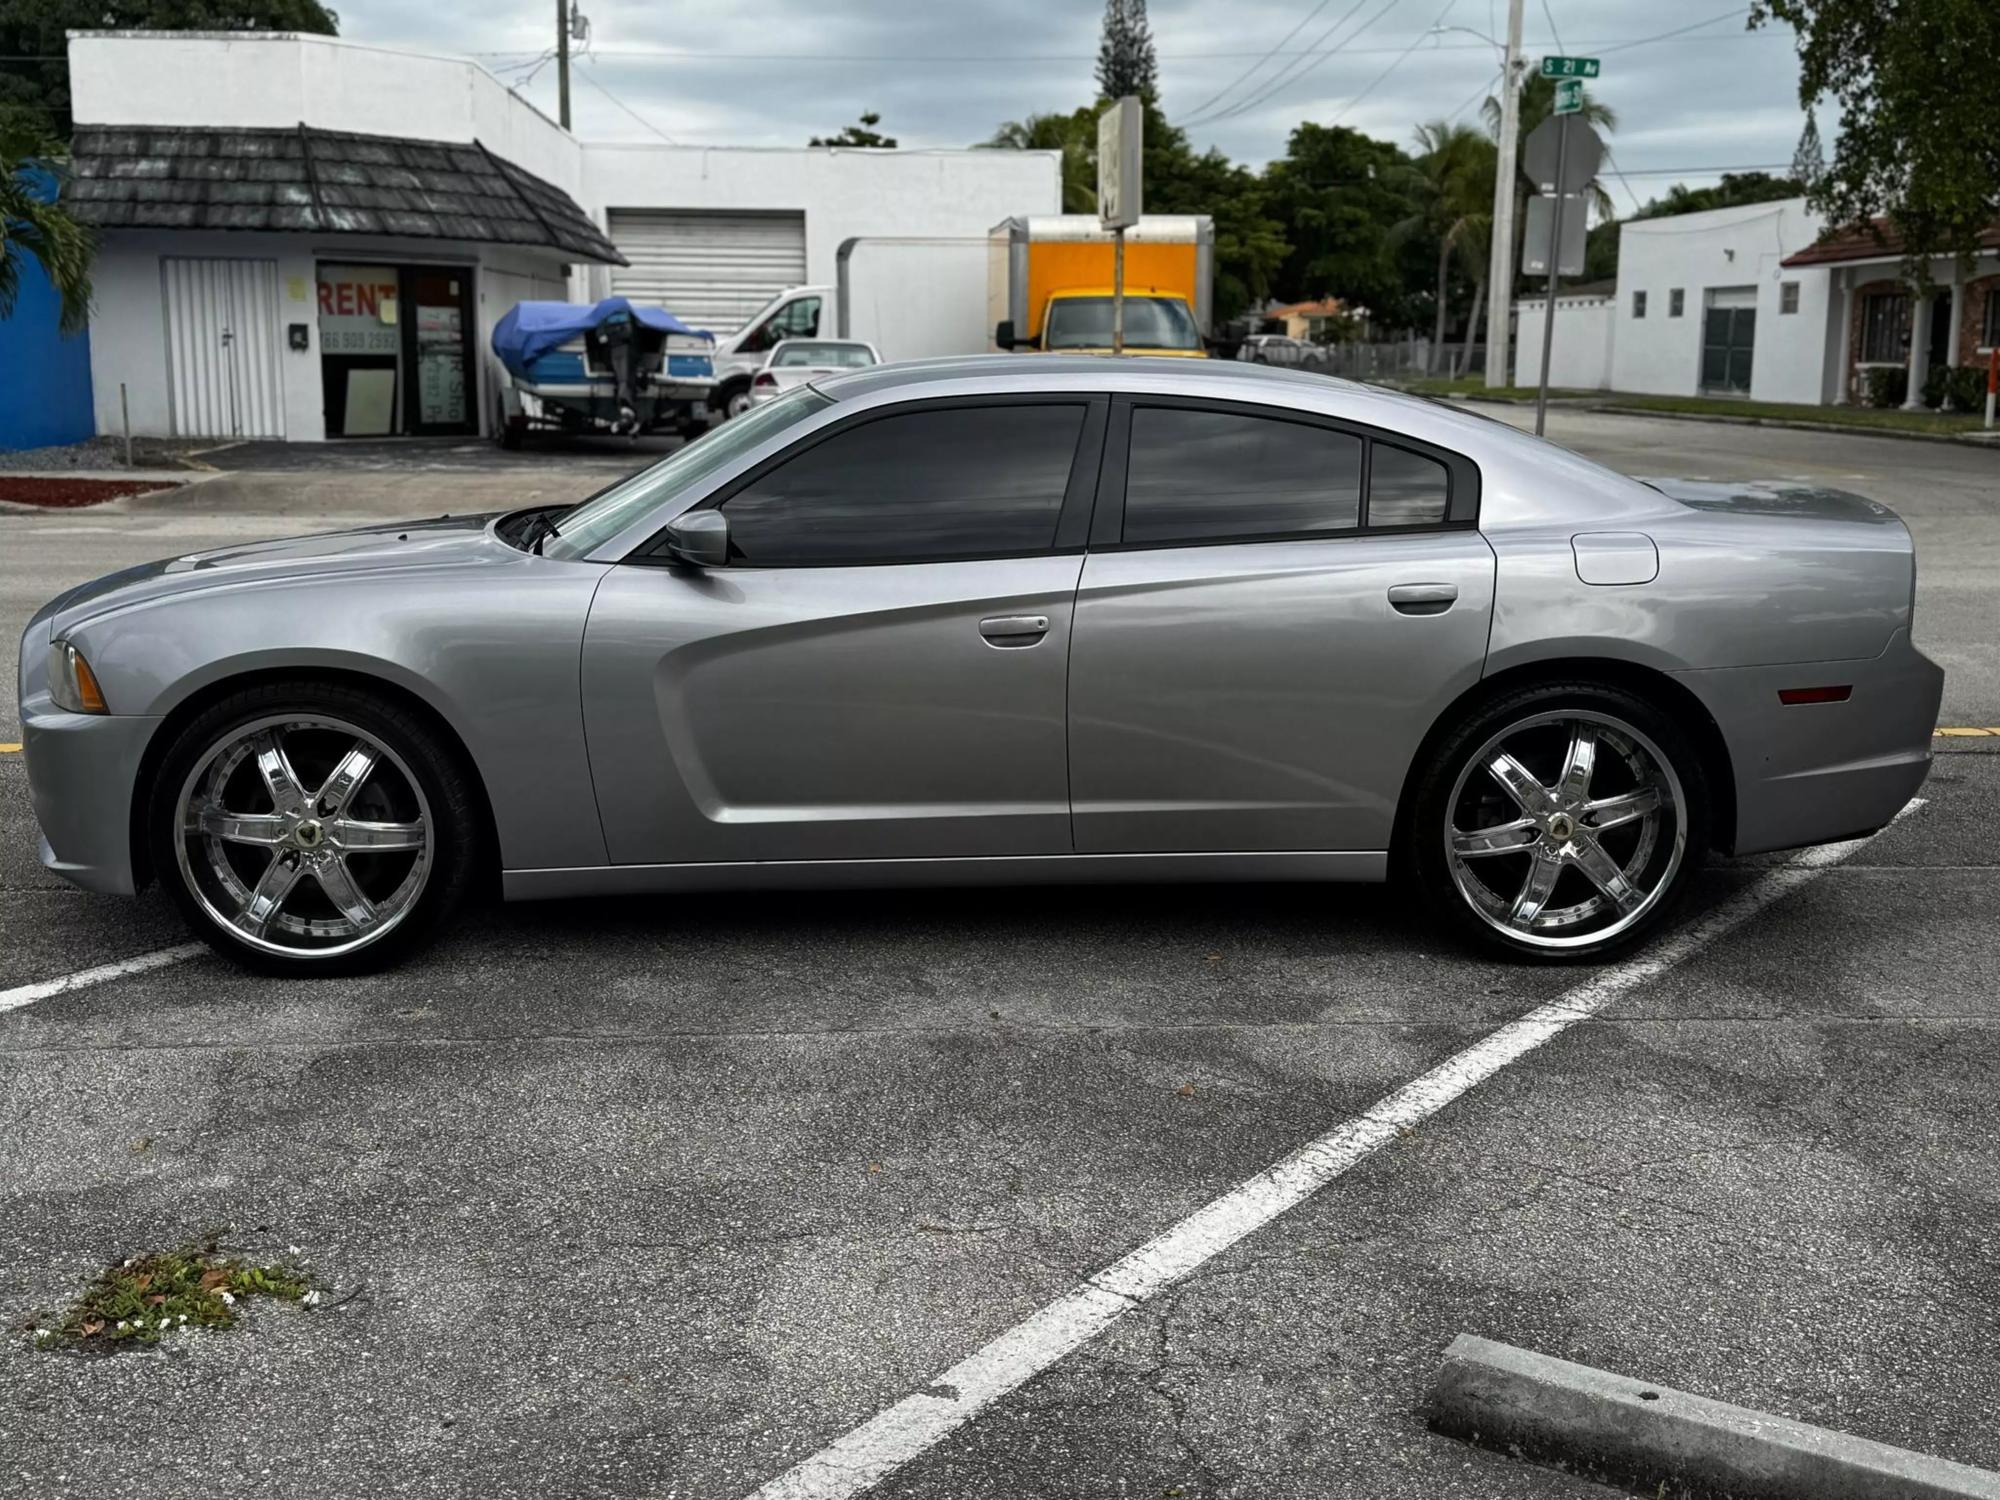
978;614;1051;647
1387;582;1457;616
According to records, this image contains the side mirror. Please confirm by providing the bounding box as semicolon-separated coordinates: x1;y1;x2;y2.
995;319;1016;350
664;509;730;568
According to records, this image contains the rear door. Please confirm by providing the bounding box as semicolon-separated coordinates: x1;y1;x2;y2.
1067;396;1495;854
582;396;1106;865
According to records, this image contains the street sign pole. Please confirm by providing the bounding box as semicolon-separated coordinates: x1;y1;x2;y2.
1534;112;1570;437
1098;95;1143;358
1113;227;1126;355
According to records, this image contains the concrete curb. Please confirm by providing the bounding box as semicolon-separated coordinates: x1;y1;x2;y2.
1429;1334;2000;1500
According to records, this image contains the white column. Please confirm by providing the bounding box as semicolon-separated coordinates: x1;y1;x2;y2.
1947;261;1966;365
1902;287;1931;408
1836;267;1856;403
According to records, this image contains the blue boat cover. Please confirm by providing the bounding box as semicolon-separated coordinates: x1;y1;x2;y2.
492;297;711;376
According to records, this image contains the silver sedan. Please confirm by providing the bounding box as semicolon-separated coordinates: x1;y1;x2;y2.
19;358;1941;972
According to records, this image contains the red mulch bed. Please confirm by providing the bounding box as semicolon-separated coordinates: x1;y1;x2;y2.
0;477;181;509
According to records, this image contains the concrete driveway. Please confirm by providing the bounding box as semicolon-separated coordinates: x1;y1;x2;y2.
2;410;1996;1499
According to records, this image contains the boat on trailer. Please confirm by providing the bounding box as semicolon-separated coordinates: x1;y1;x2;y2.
491;297;716;446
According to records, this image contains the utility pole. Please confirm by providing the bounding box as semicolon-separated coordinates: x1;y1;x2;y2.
556;0;572;131
1483;0;1524;389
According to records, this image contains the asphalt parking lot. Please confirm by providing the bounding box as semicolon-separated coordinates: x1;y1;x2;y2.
3;409;1997;1499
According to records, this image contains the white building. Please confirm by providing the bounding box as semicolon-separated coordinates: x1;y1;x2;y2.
1516;195;2000;407
65;30;1059;443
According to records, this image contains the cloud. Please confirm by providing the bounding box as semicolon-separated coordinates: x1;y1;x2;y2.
340;0;1811;200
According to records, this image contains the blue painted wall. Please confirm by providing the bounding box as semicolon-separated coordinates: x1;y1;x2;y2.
0;167;95;451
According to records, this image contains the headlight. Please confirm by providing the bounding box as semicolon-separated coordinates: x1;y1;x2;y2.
48;641;108;714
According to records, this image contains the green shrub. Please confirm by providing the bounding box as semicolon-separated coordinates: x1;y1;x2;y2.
1943;363;1988;413
1864;366;1908;407
1920;364;1950;409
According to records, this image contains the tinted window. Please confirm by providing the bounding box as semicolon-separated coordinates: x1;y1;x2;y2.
1123;407;1361;545
1044;297;1201;351
1368;444;1450;526
721;403;1085;565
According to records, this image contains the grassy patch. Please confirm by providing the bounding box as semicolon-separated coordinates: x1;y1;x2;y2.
24;1239;318;1353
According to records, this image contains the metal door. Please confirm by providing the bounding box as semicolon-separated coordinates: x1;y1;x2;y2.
580;557;1083;865
161;257;285;439
608;209;807;334
1700;287;1758;395
1068;531;1496;853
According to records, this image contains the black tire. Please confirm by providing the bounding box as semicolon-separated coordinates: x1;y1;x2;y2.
148;681;482;975
1402;679;1711;964
709;380;751;423
498;420;524;451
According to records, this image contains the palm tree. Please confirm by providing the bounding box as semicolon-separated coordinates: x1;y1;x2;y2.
1396;120;1495;372
982;110;1100;214
1;114;92;334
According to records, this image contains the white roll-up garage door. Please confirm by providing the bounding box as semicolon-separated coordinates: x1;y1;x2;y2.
161;257;286;440
607;210;807;335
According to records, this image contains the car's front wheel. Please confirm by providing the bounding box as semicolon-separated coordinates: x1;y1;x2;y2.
149;683;480;974
1406;682;1710;962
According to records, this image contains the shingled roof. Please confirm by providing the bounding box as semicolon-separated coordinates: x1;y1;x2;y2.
67;124;626;265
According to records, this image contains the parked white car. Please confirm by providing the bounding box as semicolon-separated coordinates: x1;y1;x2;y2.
747;339;882;406
1238;334;1315;367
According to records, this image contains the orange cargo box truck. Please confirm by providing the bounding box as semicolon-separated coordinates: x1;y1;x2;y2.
988;214;1215;357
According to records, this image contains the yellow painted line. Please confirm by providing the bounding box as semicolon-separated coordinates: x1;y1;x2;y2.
0;743;20;753
1936;727;2000;738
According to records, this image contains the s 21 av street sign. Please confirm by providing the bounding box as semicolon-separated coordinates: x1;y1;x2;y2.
1540;55;1600;78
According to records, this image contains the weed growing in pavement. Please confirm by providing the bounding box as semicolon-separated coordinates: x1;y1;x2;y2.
23;1237;320;1353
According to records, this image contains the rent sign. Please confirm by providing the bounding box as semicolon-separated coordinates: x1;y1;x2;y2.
316;265;400;355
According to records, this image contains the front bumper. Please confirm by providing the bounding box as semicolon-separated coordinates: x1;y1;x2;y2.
21;694;161;896
1679;628;1944;856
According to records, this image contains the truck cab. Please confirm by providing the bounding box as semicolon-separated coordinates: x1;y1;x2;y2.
708;285;832;420
1006;287;1206;357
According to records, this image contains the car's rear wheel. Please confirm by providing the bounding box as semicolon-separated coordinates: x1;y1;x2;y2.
149;684;480;974
1406;682;1710;962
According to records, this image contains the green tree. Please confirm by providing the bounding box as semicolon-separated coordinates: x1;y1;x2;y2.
0;1;339;137
1262;122;1425;326
1396;120;1495;360
810;111;896;148
1;113;91;332
1751;0;2000;275
1095;0;1157;102
983;109;1100;214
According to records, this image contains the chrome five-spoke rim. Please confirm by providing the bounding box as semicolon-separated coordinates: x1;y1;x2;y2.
1444;710;1686;950
174;715;432;958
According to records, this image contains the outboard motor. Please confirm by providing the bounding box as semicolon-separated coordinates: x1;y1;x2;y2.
593;310;642;436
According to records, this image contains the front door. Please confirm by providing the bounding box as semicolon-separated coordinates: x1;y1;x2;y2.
1701;288;1758;395
1068;397;1495;854
581;396;1104;865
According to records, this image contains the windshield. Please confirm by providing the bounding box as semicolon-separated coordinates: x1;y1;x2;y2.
1044;296;1200;351
774;342;875;369
541;386;831;560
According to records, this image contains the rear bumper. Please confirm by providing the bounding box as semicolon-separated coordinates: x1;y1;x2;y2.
1678;629;1943;856
21;695;160;896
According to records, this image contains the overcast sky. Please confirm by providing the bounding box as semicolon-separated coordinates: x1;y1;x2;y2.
338;0;1818;214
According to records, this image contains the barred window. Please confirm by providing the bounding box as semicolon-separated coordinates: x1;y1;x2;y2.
1859;292;1909;363
1780;282;1800;314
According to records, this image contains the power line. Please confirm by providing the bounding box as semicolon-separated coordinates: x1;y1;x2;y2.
1329;0;1464;126
1183;0;1402;128
570;59;679;143
1176;0;1349;122
1598;6;1751;55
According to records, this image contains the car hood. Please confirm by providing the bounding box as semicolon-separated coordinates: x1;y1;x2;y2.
35;512;505;640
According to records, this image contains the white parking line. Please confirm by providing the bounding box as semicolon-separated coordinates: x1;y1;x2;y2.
0;943;205;1015
744;800;1924;1500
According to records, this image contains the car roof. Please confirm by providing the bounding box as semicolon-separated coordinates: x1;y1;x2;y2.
817;354;1357;402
